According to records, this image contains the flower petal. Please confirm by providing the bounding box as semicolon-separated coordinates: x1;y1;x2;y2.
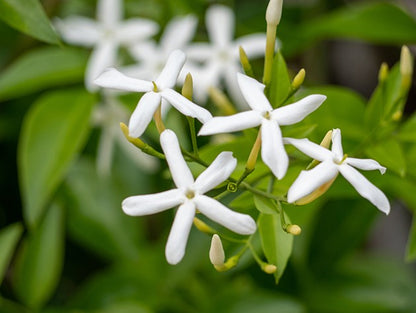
161;15;198;52
237;73;272;112
224;64;247;108
206;5;234;48
186;43;214;62
272;95;326;125
160;129;194;188
345;158;386;174
234;33;267;58
161;89;212;123
261;120;288;180
97;0;122;27
194;195;256;235
283;137;333;162
198;111;262;136
287;161;339;203
122;189;183;216
116;18;159;44
194;152;237;194
95;67;153;92
155;50;186;90
54;17;100;46
165;201;196;264
331;128;343;160
339;164;390;214
129;92;161;137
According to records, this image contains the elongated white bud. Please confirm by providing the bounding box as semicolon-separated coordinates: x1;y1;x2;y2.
266;0;283;26
209;234;225;266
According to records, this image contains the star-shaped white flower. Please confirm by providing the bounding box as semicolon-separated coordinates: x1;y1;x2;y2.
284;129;390;214
199;73;326;179
185;5;269;104
55;0;159;91
94;50;212;137
122;129;256;264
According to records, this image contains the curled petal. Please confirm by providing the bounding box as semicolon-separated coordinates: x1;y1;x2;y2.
129;92;161;137
165;201;196;264
116;19;159;44
156;50;186;90
122;189;183;216
261;120;288;180
234;33;267;58
161;15;198;52
195;195;256;235
206;5;234;48
161;89;212;123
198;111;262;136
283;137;333;162
194;152;237;194
339;164;390;214
86;41;117;91
331;128;343;160
272;95;326;126
95;68;153;92
287;161;339;203
345;158;386;174
160;129;194;188
54;17;100;46
237;73;272;112
97;0;122;27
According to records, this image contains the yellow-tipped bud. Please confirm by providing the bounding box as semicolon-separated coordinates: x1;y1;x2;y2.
246;131;262;171
262;264;277;274
120;122;145;148
208;87;236;115
286;224;302;236
291;68;305;90
194;217;215;235
378;62;389;83
239;46;254;77
209;234;225;266
182;73;193;100
266;0;283;26
400;46;413;90
295;174;338;205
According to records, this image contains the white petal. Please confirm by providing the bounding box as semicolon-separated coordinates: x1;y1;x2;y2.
287;161;339;203
198;111;262;136
186;43;214;62
339;164;390;214
331;128;343;160
194;195;256;235
272;95;326;126
155;50;186;90
116;19;159;45
206;5;234;48
122;189;183;216
161;15;198;52
165;201;196;264
128;41;158;62
129;92;161;137
97;0;122;27
54;17;100;46
194;152;237;194
237;73;272;112
160;129;194;188
86;41;118;91
224;65;247;109
96;127;115;176
283;137;333;162
261;120;288;180
161;89;212;123
234;33;267;58
345;158;386;174
95;67;153;92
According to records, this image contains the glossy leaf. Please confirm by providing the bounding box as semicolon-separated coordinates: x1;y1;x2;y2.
0;47;88;101
0;0;60;44
269;52;291;108
0;223;23;284
18;89;95;229
365;139;406;177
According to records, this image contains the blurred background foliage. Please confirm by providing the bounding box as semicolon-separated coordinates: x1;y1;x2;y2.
1;0;416;312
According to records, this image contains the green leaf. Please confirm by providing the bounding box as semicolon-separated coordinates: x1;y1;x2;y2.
0;47;88;101
18;89;95;229
398;113;416;143
253;195;278;215
406;215;416;262
0;0;60;44
258;212;293;283
13;203;65;309
0;223;23;284
365;139;406;177
269;51;291;108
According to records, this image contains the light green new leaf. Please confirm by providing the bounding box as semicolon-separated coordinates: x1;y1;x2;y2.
0;223;23;285
406;216;416;262
253;195;278;215
269;52;291;108
365;139;406;177
18;89;95;229
258;212;293;283
0;0;60;44
0;47;88;101
13;203;65;309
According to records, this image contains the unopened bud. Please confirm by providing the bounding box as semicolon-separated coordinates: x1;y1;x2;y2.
120;122;145;148
262;264;277;274
291;68;305;89
266;0;283;26
209;234;225;266
400;46;413;90
239;46;254;77
194;218;215;235
378;62;389;83
286;224;301;235
182;73;193;100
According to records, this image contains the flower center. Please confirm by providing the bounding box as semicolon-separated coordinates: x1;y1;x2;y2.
262;111;272;120
333;153;348;165
152;81;159;92
185;189;195;199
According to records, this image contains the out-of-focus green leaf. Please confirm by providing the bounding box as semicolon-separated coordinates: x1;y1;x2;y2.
365;139;406;177
0;47;88;101
406;215;416;262
258;211;293;283
0;298;30;313
13;203;65;309
398;113;416;143
269;52;291;108
229;293;306;313
0;0;60;44
18;89;94;229
0;223;22;284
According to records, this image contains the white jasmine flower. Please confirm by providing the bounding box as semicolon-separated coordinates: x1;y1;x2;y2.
122;129;256;264
186;5;269;104
199;73;326;180
55;0;159;91
94;50;212;137
285;128;390;214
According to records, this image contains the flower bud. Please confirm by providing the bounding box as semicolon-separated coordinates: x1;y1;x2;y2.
194;217;216;235
262;264;277;274
400;46;413;90
239;46;254;77
291;68;305;90
266;0;283;26
182;73;193;100
209;234;225;266
286;224;301;235
378;62;389;83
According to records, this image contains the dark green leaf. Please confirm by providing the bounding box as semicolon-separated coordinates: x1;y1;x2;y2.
0;47;88;101
269;52;291;108
0;223;23;284
13;203;65;309
18;89;95;229
365;139;406;177
406;215;416;262
0;0;60;44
